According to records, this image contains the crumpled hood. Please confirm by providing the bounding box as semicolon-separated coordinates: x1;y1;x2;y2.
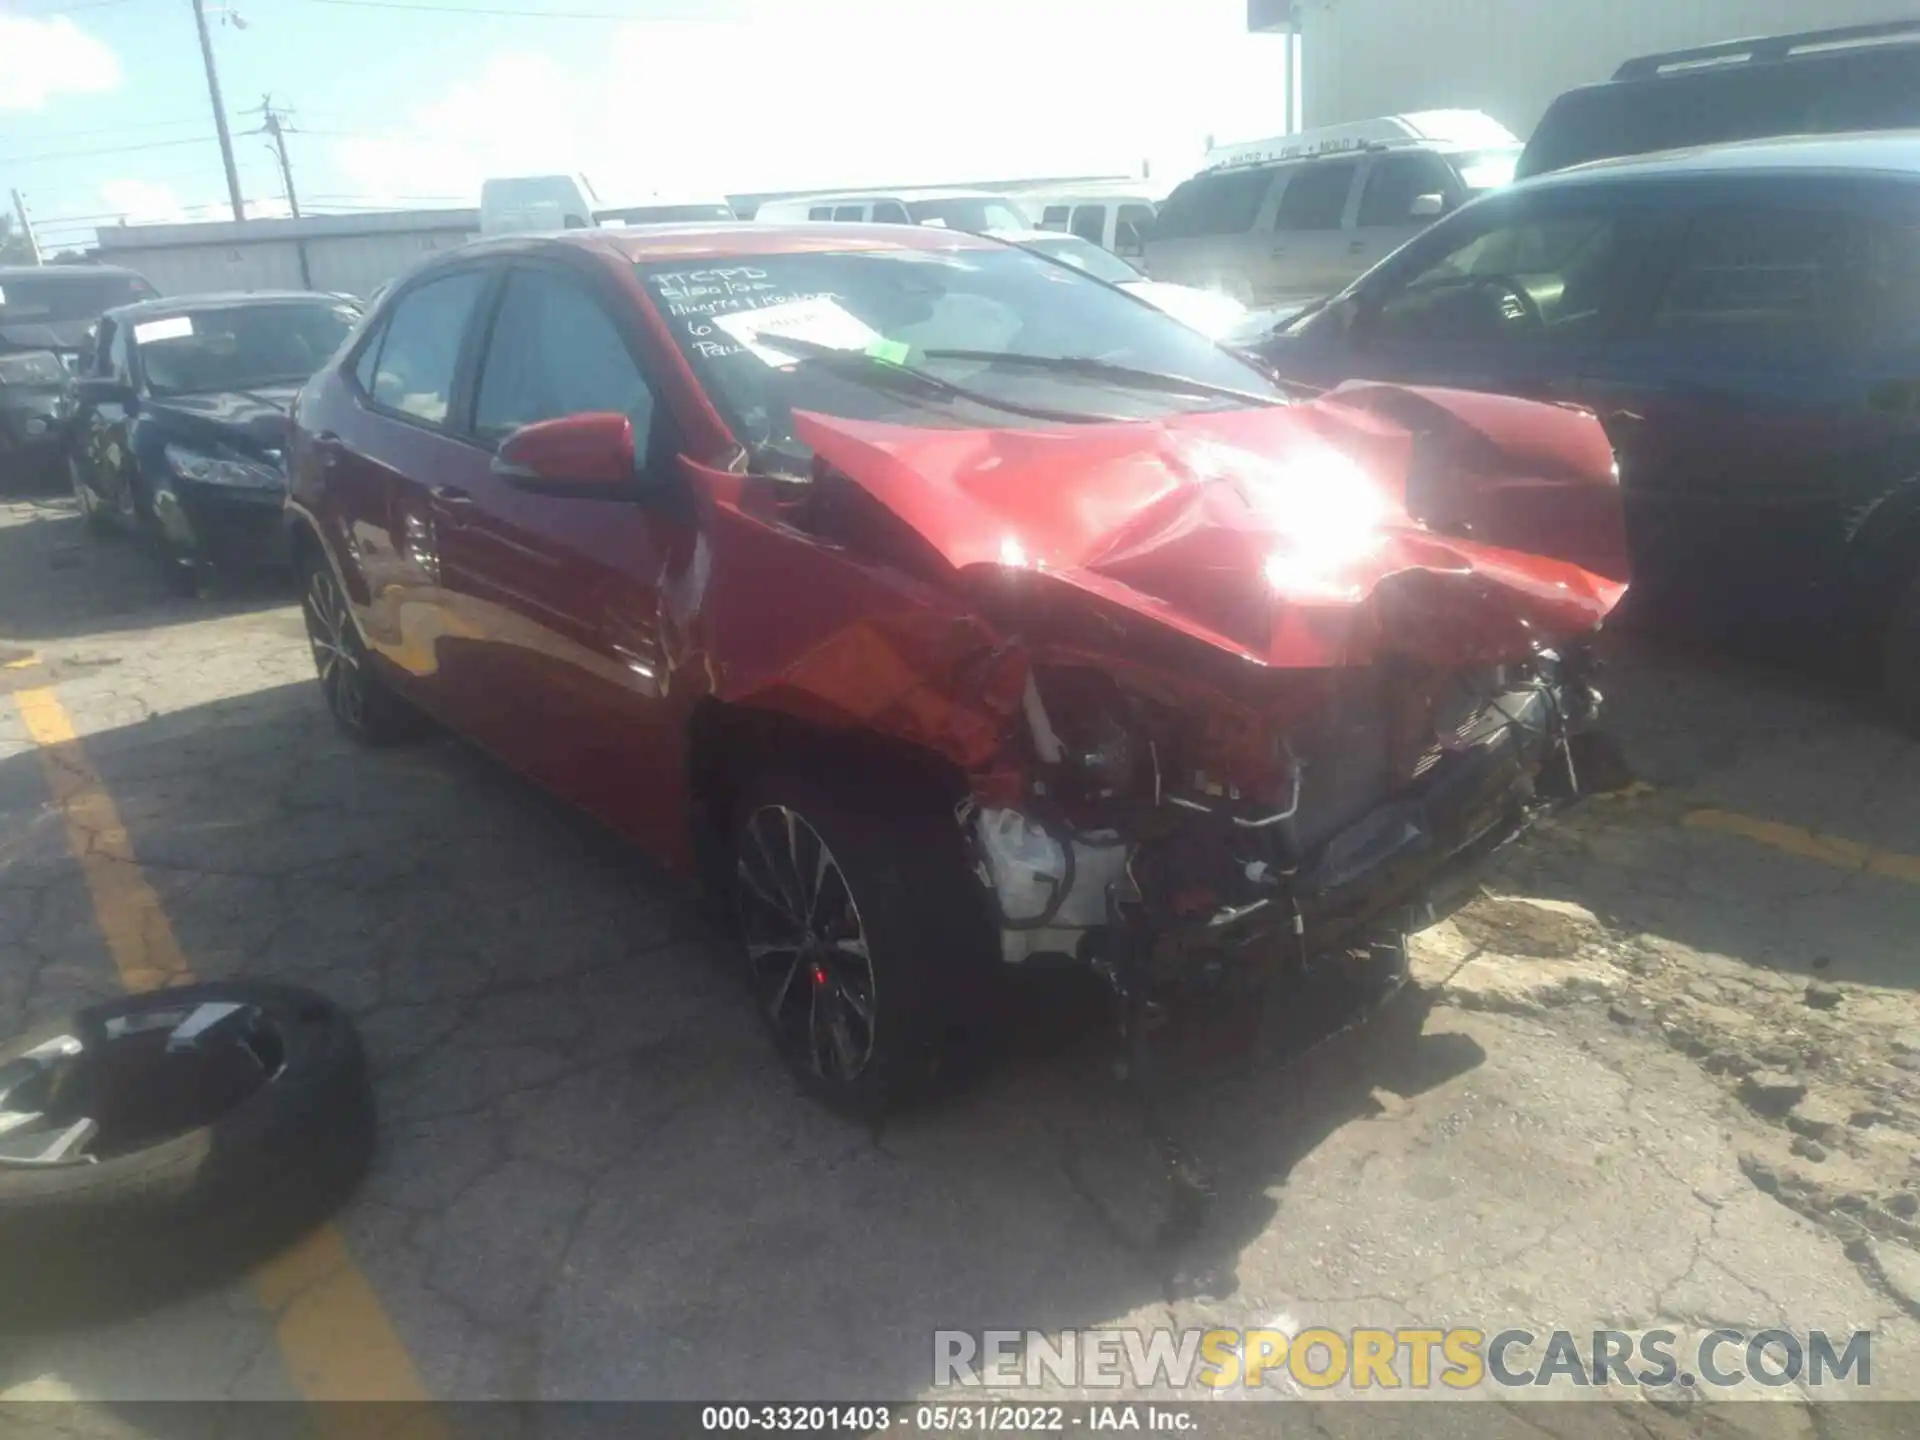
148;386;300;457
791;382;1628;669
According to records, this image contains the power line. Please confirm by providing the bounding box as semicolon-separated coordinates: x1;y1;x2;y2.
0;135;218;166
288;0;649;19
0;116;219;144
13;0;148;14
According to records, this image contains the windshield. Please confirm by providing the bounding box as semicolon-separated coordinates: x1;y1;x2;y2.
135;301;360;397
0;273;157;325
1018;234;1143;286
904;198;1032;232
596;203;735;225
638;244;1280;456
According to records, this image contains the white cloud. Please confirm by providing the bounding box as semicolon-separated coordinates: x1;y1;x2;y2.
331;0;1286;204
0;16;119;112
98;179;190;225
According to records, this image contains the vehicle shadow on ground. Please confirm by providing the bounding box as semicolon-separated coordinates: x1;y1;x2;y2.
0;679;1484;1402
0;500;294;646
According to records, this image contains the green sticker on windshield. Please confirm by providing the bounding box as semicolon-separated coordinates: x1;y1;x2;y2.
864;339;911;366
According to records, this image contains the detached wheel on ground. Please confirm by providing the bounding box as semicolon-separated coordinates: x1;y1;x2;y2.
732;767;992;1118
1883;569;1920;736
0;981;375;1330
301;553;427;745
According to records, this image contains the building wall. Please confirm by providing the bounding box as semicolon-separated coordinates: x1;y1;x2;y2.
1294;0;1916;137
95;214;479;300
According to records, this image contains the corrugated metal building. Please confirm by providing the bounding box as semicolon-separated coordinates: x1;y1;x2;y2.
1248;0;1917;137
92;209;479;300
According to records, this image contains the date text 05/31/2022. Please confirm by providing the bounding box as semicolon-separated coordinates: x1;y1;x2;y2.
700;1405;1196;1432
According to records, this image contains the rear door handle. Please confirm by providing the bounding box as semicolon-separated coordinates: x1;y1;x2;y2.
430;484;472;505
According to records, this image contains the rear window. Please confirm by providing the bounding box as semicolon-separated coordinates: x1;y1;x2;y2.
1152;167;1277;241
1519;44;1920;178
0;272;157;324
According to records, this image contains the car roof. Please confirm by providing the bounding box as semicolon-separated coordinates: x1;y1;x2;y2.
459;220;1006;264
103;291;352;322
1527;129;1920;188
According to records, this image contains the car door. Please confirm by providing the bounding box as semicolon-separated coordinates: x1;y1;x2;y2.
319;266;496;715
79;319;140;525
1348;151;1463;279
434;258;693;858
1265;157;1363;306
1311;189;1666;405
1570;188;1920;628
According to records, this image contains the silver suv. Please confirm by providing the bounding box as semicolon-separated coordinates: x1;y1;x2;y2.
1144;111;1520;309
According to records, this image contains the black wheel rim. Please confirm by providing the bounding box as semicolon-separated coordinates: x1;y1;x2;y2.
736;805;877;1083
303;567;366;730
0;1000;284;1168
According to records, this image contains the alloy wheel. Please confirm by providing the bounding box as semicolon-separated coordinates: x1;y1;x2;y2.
303;566;366;731
736;805;878;1083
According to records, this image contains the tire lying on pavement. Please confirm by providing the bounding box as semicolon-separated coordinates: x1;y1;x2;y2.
0;981;375;1330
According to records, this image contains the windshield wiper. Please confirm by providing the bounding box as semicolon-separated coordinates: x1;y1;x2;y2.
761;334;1124;425
915;350;1291;407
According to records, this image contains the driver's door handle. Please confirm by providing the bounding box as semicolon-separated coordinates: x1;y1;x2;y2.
430;484;473;506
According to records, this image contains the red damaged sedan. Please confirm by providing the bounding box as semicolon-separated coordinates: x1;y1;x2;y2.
287;223;1628;1116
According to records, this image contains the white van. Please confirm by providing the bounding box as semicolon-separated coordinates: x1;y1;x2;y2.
479;175;734;235
1011;181;1164;260
1144;111;1521;307
752;189;1032;233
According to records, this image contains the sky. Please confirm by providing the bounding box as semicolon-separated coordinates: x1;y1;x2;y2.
0;0;1291;253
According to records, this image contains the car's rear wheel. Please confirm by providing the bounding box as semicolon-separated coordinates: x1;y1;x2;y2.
732;768;990;1117
1883;569;1920;736
301;554;425;746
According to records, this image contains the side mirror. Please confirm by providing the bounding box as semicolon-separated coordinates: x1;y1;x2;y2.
492;412;636;496
74;377;134;407
1408;193;1447;219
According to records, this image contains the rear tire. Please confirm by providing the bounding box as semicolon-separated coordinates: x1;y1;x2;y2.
731;766;992;1118
300;552;427;746
1883;569;1920;736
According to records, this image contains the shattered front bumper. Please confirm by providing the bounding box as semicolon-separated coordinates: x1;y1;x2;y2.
969;655;1601;984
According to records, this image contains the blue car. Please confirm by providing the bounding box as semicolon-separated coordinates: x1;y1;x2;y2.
1249;132;1920;728
66;291;362;594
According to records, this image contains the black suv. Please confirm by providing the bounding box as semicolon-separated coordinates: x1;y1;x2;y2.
1517;19;1920;180
1250;133;1920;725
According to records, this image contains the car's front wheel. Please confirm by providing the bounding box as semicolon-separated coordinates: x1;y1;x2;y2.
732;768;989;1117
300;554;425;745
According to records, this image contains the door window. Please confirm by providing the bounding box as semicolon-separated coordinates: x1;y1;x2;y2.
1154;167;1278;239
1651;205;1920;346
107;322;131;384
1115;203;1155;257
367;270;488;425
1357;154;1457;227
473;268;656;453
1369;206;1635;345
871;201;911;224
808;206;834;220
1069;205;1107;246
832;205;865;221
1274;160;1359;231
1040;206;1071;231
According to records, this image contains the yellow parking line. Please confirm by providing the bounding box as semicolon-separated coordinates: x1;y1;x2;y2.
13;686;439;1413
1683;807;1920;886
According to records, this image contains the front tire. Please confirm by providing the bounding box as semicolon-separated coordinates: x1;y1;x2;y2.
300;553;425;745
732;768;991;1117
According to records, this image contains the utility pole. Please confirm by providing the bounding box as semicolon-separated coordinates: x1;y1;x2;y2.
191;0;247;222
9;190;43;265
258;96;312;287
